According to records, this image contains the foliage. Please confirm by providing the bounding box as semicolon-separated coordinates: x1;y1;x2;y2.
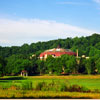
61;55;76;73
0;56;6;76
0;33;100;58
0;33;100;75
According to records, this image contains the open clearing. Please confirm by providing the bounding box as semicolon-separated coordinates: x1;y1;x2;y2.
0;75;100;99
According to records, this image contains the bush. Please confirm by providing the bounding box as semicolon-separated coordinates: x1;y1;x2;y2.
35;81;46;90
35;80;68;91
35;81;91;92
69;85;81;92
59;83;68;91
69;84;90;92
94;89;100;93
80;86;91;92
8;85;17;90
18;80;91;93
21;81;33;90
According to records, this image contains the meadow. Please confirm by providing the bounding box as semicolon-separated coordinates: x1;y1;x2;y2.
0;75;100;99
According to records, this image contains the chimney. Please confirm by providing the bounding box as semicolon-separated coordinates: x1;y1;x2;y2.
76;49;78;58
57;45;60;48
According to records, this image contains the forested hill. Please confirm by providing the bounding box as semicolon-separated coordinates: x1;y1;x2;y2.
0;33;100;58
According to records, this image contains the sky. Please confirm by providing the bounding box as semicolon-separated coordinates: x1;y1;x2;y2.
0;0;100;46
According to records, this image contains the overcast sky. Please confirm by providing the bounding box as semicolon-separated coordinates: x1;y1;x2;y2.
0;0;100;46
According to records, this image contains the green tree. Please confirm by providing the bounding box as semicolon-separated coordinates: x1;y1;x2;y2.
85;59;92;74
78;58;86;74
0;56;6;76
45;56;55;74
37;60;45;75
53;57;62;75
95;58;100;74
61;55;76;74
0;64;3;76
5;54;31;75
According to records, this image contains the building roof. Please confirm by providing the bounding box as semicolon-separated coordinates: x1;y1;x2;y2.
21;70;27;73
39;48;76;58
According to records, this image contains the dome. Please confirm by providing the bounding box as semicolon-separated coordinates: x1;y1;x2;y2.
39;47;76;60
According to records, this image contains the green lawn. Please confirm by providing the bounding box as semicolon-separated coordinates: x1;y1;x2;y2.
68;78;100;90
0;75;100;90
0;75;100;98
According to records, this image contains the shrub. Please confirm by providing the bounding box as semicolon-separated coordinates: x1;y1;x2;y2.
59;83;68;91
69;85;81;92
21;81;33;90
34;81;91;93
69;84;91;92
35;80;68;92
35;81;46;90
94;89;100;93
80;86;91;92
8;85;17;90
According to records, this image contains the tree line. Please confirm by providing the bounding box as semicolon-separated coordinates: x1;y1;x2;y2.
0;33;100;76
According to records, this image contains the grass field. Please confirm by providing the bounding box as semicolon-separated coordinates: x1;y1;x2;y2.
0;75;100;99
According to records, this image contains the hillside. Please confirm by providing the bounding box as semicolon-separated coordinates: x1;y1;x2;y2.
0;33;100;58
0;33;100;76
